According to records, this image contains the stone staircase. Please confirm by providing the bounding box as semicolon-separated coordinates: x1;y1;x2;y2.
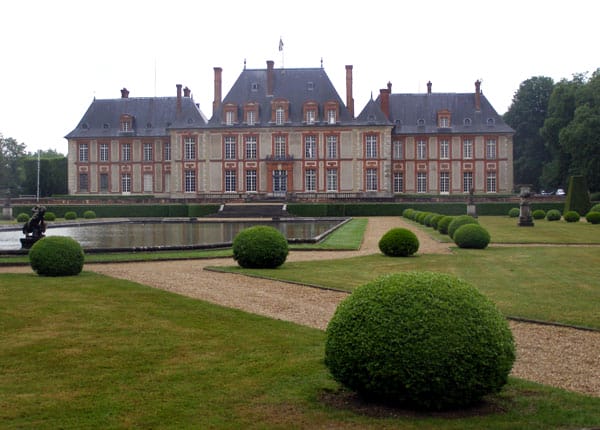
210;203;291;218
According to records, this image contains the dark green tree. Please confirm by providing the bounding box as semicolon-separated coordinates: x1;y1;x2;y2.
504;76;554;190
21;156;67;197
0;133;27;198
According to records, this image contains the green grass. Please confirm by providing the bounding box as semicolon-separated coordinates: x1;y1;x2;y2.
290;217;367;250
2;273;600;429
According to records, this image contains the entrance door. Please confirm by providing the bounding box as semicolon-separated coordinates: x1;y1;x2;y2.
273;170;287;197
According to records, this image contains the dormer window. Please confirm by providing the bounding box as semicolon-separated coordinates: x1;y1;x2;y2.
324;101;339;125
244;102;259;126
251;82;259;92
437;109;451;128
464;118;472;126
487;118;495;126
275;108;285;125
223;104;238;126
307;81;314;91
303;101;318;124
247;110;255;126
417;118;425;127
306;110;316;124
271;99;290;125
120;114;133;132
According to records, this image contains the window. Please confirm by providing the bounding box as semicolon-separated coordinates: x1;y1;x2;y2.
487;118;495;126
143;173;153;192
79;143;88;162
326;135;337;159
226;110;235;126
417;139;427;160
164;142;171;161
366;168;377;191
365;135;377;159
121;143;131;161
184;137;196;160
439;117;450;128
440;171;450;193
304;135;316;159
327;109;336;124
464;118;472;126
99;173;109;192
393;172;404;193
274;135;286;158
326;168;337;192
185;170;196;192
225;170;236;192
305;169;316;191
486;139;497;159
439;139;449;160
143;143;153;161
121;119;132;132
225;136;236;160
463;139;473;159
245;136;257;159
247;110;255;126
463;171;473;193
275;107;285;125
79;173;88;191
306;110;316;124
246;170;257;192
417;172;427;193
99;143;109;162
487;171;497;193
393;140;403;160
121;173;131;193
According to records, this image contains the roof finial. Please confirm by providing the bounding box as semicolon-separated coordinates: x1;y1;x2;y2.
320;57;323;69
244;58;246;70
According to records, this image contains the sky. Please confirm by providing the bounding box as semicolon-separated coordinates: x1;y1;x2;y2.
1;0;597;155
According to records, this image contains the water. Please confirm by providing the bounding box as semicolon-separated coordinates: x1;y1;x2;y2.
0;219;345;251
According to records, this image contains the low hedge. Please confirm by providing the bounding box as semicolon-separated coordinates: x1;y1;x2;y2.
563;211;580;223
585;211;600;224
532;209;546;220
546;209;562;221
12;204;220;218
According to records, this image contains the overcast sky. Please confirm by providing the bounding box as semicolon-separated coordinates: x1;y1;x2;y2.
1;0;597;154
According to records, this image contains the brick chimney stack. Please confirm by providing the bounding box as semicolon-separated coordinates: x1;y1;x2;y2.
267;60;275;96
213;67;222;115
120;88;129;98
183;86;191;97
176;84;182;114
379;81;392;120
427;81;432;94
475;80;481;111
345;65;354;118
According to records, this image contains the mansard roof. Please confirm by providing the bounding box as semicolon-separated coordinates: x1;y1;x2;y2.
66;96;207;139
210;66;354;126
381;92;514;135
355;97;392;125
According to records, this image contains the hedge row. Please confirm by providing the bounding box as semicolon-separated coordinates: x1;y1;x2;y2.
13;204;220;218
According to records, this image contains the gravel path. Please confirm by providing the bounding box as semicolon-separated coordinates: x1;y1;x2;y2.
2;217;599;398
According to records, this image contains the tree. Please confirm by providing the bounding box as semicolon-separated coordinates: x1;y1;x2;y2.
504;76;554;190
21;156;67;197
0;133;27;197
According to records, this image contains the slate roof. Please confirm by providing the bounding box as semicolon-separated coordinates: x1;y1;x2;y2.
65;97;207;139
379;92;514;135
355;97;392;126
209;67;354;126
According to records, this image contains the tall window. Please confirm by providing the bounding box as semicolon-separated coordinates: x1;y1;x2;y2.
225;136;236;159
79;143;88;162
463;171;473;193
99;143;109;162
393;140;403;160
225;170;236;192
304;135;316;159
79;173;88;191
365;135;377;158
393;172;404;193
245;136;257;159
143;143;153;161
121;143;131;161
326;135;337;159
99;173;109;192
143;173;153;192
417;139;427;160
274;135;286;158
417;172;427;193
326;168;337;191
306;110;316;124
327;109;336;124
121;173;131;193
164;142;171;161
487;171;497;193
440;171;450;193
275;107;285;125
439;139;449;159
184;137;196;160
185;170;196;192
305;169;316;191
246;170;257;192
486;139;497;159
366;168;377;191
226;111;234;126
439;117;450;128
463;139;473;159
247;110;255;126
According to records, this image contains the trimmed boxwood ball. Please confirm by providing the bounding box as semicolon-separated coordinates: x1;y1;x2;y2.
546;209;561;221
508;207;520;218
437;216;454;235
233;225;289;268
402;208;414;219
430;214;443;229
83;210;97;219
590;203;600;213
563;210;580;223
532;209;546;220
44;211;56;221
16;212;30;222
453;224;491;249
448;215;479;239
64;211;77;220
29;236;84;276
325;272;515;410
586;211;600;224
378;228;419;257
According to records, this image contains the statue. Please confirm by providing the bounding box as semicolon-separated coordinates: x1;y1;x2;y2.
518;186;534;227
20;205;47;249
466;188;477;218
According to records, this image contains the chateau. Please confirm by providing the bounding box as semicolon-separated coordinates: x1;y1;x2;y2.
66;61;514;199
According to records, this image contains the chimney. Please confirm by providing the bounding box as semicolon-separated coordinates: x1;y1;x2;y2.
379;82;392;120
176;84;182;114
266;60;275;96
427;81;432;94
345;65;354;118
183;86;191;97
213;67;222;115
475;80;481;111
120;88;129;98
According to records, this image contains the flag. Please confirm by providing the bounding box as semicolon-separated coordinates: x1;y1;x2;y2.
278;37;284;52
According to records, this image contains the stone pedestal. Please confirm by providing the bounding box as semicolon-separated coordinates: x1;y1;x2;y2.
467;204;478;218
2;205;12;220
518;185;534;227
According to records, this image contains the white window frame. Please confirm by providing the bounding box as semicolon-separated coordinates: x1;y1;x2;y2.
487;171;497;193
417;140;427;160
326;168;337;192
99;143;109;162
305;169;316;191
304;135;316;159
143;143;153;162
463;139;473;159
245;136;257;159
274;135;286;158
143;173;153;192
393;172;403;193
121;173;131;193
121;144;131;162
440;171;450;194
439;139;449;160
326;135;337;159
393;140;403;160
184;170;196;193
226;110;234;126
327;109;336;124
164;142;171;161
79;143;88;162
99;173;109;192
366;168;377;191
247;110;255;126
184;137;196;160
365;135;377;159
275;107;285;125
306;110;316;124
417;172;427;193
225;136;236;160
463;171;473;193
486;139;497;159
246;169;257;192
225;170;236;192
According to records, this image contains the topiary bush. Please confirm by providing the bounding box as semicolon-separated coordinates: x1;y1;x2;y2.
29;236;84;276
508;207;520;218
563;210;580;223
590;203;600;213
423;213;436;227
546;209;561;221
44;211;56;221
430;214;443;230
232;225;289;268
16;212;30;223
378;228;420;257
83;210;97;219
532;209;546;220
64;211;77;220
402;208;415;219
585;211;600;224
453;224;491;249
325;272;515;410
437;216;454;235
448;215;479;239
564;175;591;216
